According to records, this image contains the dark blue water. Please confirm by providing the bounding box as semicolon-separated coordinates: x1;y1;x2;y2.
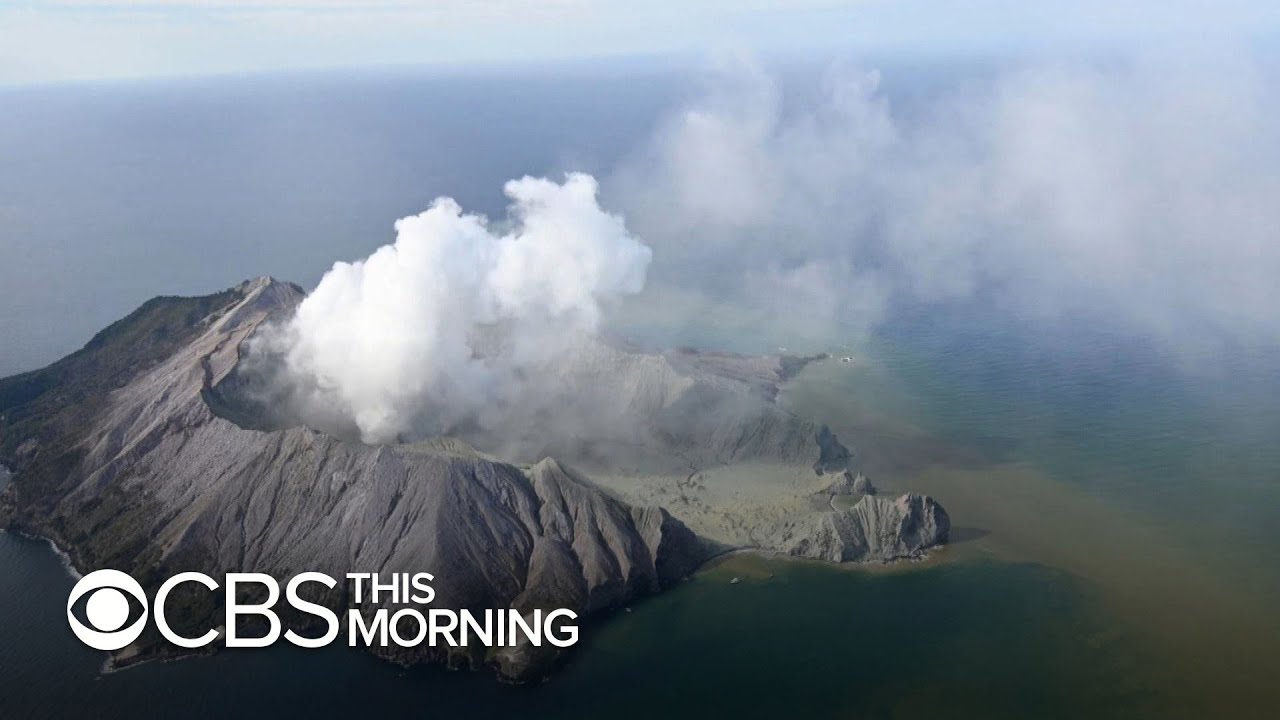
0;531;1153;719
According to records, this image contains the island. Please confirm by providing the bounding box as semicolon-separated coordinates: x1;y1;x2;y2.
0;277;948;681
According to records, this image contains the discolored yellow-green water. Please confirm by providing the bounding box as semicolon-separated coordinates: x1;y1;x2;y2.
779;326;1280;716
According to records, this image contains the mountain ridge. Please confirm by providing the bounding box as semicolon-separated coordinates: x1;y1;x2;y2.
0;277;948;681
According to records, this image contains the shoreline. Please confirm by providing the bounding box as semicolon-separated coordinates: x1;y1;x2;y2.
699;543;946;577
6;527;84;581
4;517;946;681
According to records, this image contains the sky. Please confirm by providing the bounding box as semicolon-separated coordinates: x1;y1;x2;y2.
3;0;1280;85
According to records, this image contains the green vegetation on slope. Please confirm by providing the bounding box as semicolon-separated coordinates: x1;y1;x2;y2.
0;288;240;511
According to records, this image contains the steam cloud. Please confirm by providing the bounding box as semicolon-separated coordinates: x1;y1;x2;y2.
271;172;650;443
610;52;1280;358
262;50;1280;447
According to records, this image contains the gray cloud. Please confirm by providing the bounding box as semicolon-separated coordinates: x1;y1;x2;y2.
607;51;1280;358
254;49;1280;450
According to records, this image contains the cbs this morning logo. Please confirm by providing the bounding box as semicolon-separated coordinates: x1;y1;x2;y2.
67;569;150;651
67;569;579;652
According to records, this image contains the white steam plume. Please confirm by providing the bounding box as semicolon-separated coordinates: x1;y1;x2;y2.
275;172;650;443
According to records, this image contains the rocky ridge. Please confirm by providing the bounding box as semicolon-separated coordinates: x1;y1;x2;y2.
0;277;949;681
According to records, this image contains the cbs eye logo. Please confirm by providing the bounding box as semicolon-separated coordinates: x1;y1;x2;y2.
66;569;149;651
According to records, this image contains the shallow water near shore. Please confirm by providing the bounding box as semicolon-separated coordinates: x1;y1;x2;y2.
782;311;1280;714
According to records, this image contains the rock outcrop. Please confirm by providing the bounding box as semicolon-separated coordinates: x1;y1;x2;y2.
816;470;876;497
813;425;855;475
759;493;949;563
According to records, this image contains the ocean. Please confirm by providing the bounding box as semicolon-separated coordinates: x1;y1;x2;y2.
3;65;1278;718
0;527;1153;719
5;311;1278;717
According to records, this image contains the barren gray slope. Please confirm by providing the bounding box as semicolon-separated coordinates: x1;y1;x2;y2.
757;493;950;563
0;277;706;681
0;276;950;681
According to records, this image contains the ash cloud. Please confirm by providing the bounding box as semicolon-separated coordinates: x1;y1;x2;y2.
608;52;1280;358
257;172;651;444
